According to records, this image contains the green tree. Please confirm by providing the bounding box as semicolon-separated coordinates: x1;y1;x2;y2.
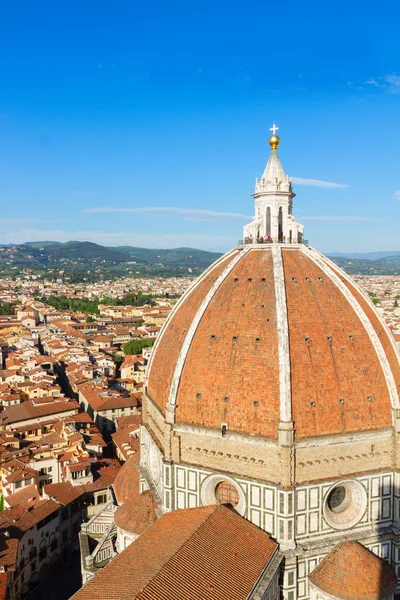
123;339;155;356
0;302;16;315
38;295;100;314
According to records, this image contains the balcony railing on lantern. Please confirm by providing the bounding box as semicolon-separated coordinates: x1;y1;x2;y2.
239;235;308;246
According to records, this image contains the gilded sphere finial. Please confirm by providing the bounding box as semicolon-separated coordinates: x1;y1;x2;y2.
268;123;280;151
269;134;280;150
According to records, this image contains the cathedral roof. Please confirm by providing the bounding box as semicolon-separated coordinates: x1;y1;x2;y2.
146;244;400;440
309;541;398;600
113;455;158;535
71;504;278;600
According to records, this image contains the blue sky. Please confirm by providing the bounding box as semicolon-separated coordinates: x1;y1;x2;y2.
0;0;399;253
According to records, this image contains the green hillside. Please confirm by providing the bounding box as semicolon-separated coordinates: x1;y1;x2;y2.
116;246;222;267
0;241;222;280
330;256;400;275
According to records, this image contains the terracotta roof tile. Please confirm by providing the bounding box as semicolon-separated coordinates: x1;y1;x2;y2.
146;247;398;439
43;481;84;505
309;540;397;600
176;249;280;437
282;249;392;437
113;456;157;535
147;253;237;413
71;504;278;600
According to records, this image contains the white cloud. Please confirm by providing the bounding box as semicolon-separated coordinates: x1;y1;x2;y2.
83;206;251;222
394;190;400;199
292;177;349;189
302;216;376;222
364;74;400;93
365;78;381;87
385;74;400;87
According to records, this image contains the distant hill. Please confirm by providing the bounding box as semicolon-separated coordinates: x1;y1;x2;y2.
24;241;63;248
43;241;128;263
2;240;400;279
0;241;223;280
329;255;400;275
115;246;222;268
327;251;400;261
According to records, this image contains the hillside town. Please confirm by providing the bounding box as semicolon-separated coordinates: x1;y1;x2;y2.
0;278;187;599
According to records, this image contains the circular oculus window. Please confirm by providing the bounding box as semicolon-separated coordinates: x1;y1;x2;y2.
200;474;246;516
215;480;240;507
324;480;367;530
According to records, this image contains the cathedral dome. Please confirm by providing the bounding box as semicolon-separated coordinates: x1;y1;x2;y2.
146;245;400;440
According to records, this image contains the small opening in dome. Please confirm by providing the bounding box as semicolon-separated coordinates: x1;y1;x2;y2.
304;336;310;343
253;401;259;406
305;277;311;282
224;397;229;403
232;336;237;342
327;336;332;343
255;338;260;343
234;278;239;282
215;480;239;506
196;393;201;400
349;335;354;341
367;395;373;402
210;335;216;340
248;278;252;282
261;277;266;282
292;277;297;282
339;398;345;405
318;277;323;282
310;401;316;408
327;486;351;514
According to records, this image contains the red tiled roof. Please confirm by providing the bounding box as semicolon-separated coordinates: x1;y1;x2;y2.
44;481;84;505
309;541;397;600
71;504;278;600
0;499;60;533
0;572;8;600
146;247;399;439
282;250;392;437
116;414;142;430
113;455;157;535
0;399;79;426
113;455;141;505
111;430;140;461
147;253;237;414
5;484;41;510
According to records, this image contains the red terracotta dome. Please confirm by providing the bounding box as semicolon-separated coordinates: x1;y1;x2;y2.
113;456;158;534
146;244;400;439
309;540;398;600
